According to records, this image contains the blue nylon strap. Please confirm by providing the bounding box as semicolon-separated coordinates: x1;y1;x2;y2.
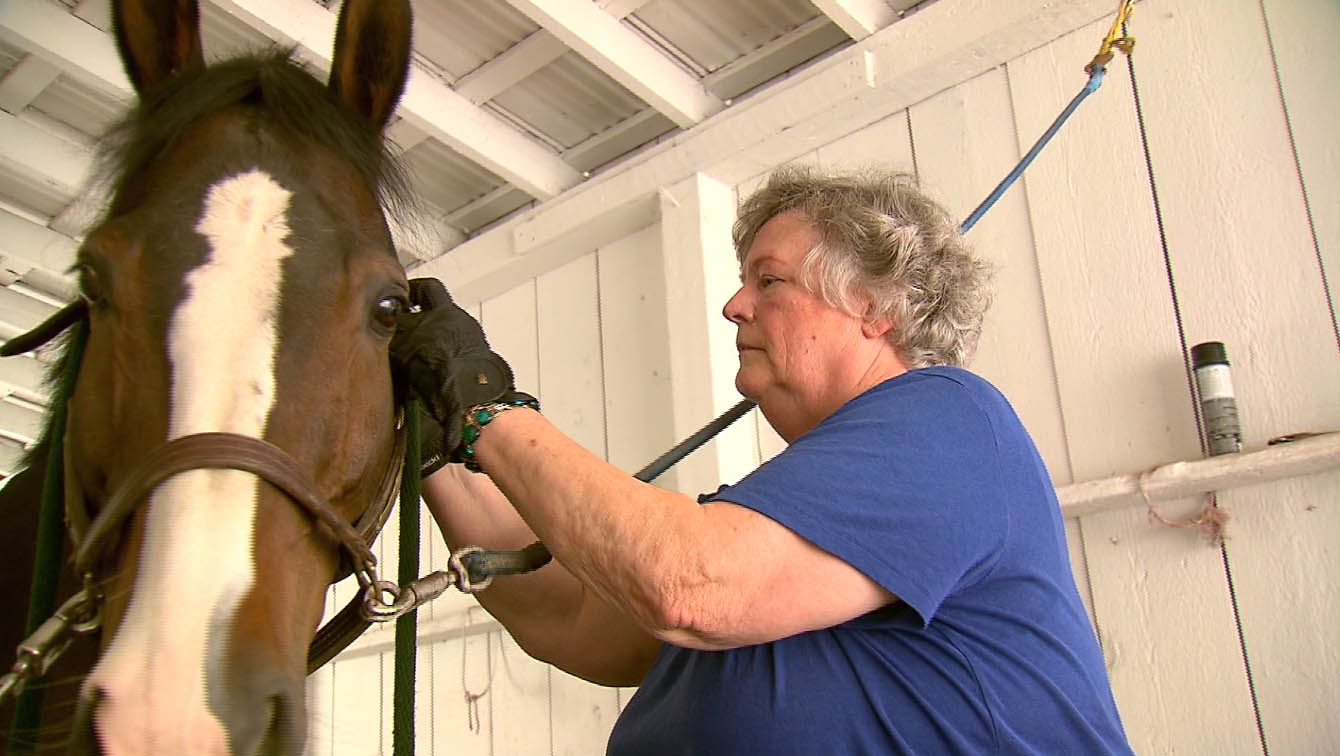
959;67;1105;234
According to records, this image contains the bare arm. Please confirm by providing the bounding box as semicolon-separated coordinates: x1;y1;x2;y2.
422;466;661;685
471;408;898;651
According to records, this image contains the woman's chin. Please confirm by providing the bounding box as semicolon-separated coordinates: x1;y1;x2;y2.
734;372;765;402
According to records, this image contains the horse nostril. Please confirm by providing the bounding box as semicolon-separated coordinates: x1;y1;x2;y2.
258;693;304;756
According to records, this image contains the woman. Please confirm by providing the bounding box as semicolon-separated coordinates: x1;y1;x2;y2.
391;166;1133;754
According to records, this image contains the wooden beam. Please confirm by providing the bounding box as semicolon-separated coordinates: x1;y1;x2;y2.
0;111;95;203
0;208;80;274
810;0;899;40
596;0;654;16
0;54;61;114
0;352;47;403
453;31;569;105
502;0;724;129
206;0;584;200
0;396;43;446
0;285;59;334
453;1;652;106
0;0;131;100
702;16;849;100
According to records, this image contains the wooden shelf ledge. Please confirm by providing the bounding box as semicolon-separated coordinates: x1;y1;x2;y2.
1057;432;1340;519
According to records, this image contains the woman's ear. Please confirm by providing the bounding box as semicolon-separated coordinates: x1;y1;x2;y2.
861;312;893;339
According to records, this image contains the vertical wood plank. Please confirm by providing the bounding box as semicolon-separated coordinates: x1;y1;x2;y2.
814;110;914;173
538;252;625;754
1255;0;1340;742
1127;1;1340;751
597;225;677;484
304;664;333;756
490;633;550;756
482;281;540;396
329;655;384;755
1263;0;1338;323
659;173;756;493
430;619;494;756
478;280;553;754
537;253;607;457
1009;8;1260;752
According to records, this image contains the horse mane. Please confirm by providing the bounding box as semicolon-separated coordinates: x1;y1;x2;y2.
98;49;415;224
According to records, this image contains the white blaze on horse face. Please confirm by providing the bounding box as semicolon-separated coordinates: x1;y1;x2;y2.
87;169;295;756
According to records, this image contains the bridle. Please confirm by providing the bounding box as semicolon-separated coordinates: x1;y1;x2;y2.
0;301;521;702
67;427;410;673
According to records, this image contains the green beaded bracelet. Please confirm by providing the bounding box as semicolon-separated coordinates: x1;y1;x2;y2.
460;391;540;472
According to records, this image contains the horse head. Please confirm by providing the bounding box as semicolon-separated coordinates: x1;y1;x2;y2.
60;0;413;752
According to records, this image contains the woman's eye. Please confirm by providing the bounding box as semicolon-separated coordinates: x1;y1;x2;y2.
373;296;407;330
759;275;780;288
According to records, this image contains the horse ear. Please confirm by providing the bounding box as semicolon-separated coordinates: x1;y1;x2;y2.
111;0;205;94
328;0;413;132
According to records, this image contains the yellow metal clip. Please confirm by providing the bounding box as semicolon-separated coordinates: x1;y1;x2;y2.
1085;0;1137;74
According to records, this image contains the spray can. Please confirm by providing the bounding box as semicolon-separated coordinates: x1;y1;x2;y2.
1190;341;1242;455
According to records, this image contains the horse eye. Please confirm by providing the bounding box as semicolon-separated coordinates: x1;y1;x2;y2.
76;264;105;305
373;296;406;330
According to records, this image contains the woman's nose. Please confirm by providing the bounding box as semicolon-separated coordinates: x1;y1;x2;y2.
722;286;750;324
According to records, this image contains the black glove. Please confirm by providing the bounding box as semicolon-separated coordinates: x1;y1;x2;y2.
414;403;448;478
391;279;513;472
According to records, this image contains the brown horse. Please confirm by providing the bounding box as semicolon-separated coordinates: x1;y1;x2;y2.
1;0;414;752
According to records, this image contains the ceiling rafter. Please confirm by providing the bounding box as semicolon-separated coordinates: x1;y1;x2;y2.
0;209;80;277
0;0;132;101
0;111;96;206
206;0;582;202
454;31;569;105
502;0;724;129
809;0;899;40
0;55;63;115
0;353;47;406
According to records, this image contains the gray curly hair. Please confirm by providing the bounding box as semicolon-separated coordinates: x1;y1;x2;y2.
733;166;992;368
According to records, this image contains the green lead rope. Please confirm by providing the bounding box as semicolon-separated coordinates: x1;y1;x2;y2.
392;401;421;756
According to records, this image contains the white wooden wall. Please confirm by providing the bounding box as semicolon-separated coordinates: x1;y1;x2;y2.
310;0;1339;753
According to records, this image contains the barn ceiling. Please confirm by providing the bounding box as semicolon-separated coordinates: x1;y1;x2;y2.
0;0;930;475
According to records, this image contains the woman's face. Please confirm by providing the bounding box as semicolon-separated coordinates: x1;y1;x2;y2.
722;210;891;440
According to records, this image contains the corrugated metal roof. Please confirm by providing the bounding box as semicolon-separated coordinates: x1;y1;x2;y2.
493;51;647;150
631;0;824;74
411;0;539;80
0;0;939;467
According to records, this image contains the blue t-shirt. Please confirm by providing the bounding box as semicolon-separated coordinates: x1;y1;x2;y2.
607;367;1132;755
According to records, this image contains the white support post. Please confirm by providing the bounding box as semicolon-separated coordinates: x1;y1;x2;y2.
658;173;755;495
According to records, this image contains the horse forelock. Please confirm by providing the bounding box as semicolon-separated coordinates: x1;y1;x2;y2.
96;50;414;229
